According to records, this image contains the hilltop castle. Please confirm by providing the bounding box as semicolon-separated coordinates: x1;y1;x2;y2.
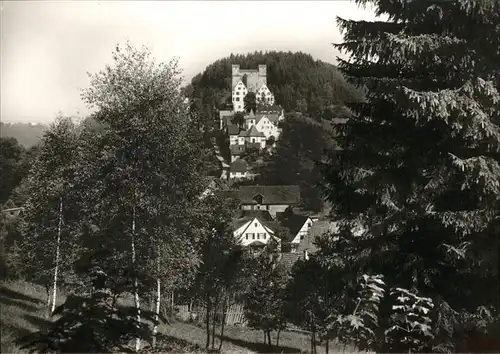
217;64;283;180
231;64;275;112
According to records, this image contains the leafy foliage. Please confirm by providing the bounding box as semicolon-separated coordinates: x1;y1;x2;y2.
385;287;434;353
319;0;500;352
329;274;385;351
18;248;157;353
0;137;26;205
244;246;288;344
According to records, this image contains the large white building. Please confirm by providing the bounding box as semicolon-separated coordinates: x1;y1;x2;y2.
231;64;275;112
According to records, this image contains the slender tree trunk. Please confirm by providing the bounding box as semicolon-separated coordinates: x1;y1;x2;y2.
219;294;227;351
51;197;63;315
131;203;141;352
45;283;51;318
45;283;51;306
267;330;272;348
211;300;217;350
326;339;329;354
206;292;211;349
276;329;281;347
152;250;161;349
263;330;267;345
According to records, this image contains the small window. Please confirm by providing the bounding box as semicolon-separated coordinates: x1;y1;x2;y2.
246;233;249;239
308;222;312;227
254;222;257;227
266;205;270;210
263;234;266;239
252;233;255;240
301;235;305;240
236;97;240;102
257;234;260;240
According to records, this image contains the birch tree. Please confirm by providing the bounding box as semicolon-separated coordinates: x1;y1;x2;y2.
20;116;81;315
81;41;206;351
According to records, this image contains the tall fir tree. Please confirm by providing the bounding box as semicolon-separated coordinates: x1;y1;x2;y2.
319;0;499;351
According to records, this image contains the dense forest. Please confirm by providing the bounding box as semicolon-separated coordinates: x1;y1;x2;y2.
184;51;363;128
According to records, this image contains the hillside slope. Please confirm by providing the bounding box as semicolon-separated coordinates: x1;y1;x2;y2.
0;123;46;148
184;51;362;127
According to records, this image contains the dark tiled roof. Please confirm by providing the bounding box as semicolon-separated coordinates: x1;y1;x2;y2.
239;125;265;138
254;113;279;125
279;252;303;269
227;124;240;135
297;219;333;253
232;217;253;230
238;210;273;221
230;145;246;156
216;190;239;201
279;213;309;235
230;159;248;173
238;185;300;205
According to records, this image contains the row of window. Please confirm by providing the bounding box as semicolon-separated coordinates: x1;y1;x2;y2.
246;233;267;240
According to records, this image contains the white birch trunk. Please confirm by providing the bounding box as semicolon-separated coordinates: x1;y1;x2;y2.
152;275;161;348
131;204;141;352
51;197;63;315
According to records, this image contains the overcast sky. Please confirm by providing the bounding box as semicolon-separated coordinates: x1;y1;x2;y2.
1;1;380;124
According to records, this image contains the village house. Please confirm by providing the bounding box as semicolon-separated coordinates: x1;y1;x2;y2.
230;145;245;162
277;211;315;253
229;159;249;180
255;83;275;106
237;185;301;218
238;126;266;149
232;210;281;248
227;124;240;146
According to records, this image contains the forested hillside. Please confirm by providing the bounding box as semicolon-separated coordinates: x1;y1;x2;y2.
184;51;363;128
0;123;46;148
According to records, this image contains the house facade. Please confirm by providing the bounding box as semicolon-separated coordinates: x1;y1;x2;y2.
233;217;280;247
237;185;301;218
238;126;266;149
229;159;249;180
255;84;275;106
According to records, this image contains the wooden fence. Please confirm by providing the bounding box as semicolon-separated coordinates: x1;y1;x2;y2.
177;303;246;326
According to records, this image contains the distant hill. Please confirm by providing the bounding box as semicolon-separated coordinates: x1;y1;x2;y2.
0;123;47;148
184;51;363;126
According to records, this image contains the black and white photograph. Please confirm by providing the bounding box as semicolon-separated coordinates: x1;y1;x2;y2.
1;0;499;353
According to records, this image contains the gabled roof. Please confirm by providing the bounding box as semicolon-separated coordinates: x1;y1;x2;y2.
233;80;248;91
238;185;301;205
297;219;334;253
233;218;252;231
238;210;273;221
239;125;265;138
278;213;311;243
227;124;240;135
230;145;246;156
230;159;248;173
245;110;256;119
